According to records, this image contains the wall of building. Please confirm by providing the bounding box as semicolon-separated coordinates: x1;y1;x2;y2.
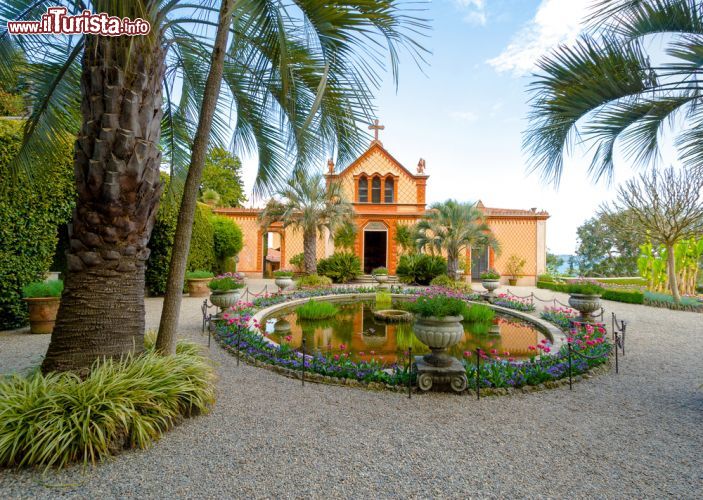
487;217;540;285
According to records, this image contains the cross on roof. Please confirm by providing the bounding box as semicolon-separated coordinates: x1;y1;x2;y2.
368;119;385;141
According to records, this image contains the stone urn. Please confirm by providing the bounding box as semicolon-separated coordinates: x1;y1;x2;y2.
24;297;61;334
413;315;464;367
568;293;602;322
275;276;294;291
210;290;241;311
481;279;500;301
373;274;389;285
187;278;212;297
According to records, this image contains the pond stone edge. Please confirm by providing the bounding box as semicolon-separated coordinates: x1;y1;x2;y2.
212;292;611;396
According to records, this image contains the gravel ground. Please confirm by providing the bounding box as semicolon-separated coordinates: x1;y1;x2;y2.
1;283;702;499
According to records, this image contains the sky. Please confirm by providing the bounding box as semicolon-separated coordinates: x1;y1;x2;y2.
238;0;658;255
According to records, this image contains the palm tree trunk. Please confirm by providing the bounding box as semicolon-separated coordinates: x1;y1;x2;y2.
156;0;234;354
303;228;317;274
666;243;681;304
42;34;165;374
447;251;458;280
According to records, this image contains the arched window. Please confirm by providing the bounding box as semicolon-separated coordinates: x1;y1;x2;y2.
358;176;368;202
371;176;381;203
384;177;394;203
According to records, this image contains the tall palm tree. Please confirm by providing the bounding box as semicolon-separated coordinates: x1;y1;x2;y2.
416;200;499;280
525;0;703;186
259;172;353;274
0;0;427;372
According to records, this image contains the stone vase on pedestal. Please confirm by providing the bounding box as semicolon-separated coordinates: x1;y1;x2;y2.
481;279;500;301
568;293;602;322
210;290;241;312
373;274;388;285
413;315;464;367
275;277;294;291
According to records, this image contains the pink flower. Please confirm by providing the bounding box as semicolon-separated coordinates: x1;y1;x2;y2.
370;350;375;355
358;351;365;356
503;351;510;356
508;357;515;362
586;340;595;346
339;343;347;351
543;347;551;353
567;337;574;343
284;335;292;342
490;349;498;355
528;345;536;351
333;354;340;361
463;351;472;357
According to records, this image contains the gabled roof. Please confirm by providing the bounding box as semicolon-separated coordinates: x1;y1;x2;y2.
329;141;428;180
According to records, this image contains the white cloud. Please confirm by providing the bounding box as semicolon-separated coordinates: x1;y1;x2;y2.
488;0;592;75
453;0;488;26
450;110;479;122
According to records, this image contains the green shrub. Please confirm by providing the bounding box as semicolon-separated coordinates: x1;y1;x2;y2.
396;254;447;285
208;274;245;292
211;215;243;262
372;267;388;276
602;289;644;304
21;280;63;298
0;119;75;329
290;253;305;272
317;252;362;283
594;277;647;286
537;281;566;292
146;185;215;295
406;295;465;318
566;281;605;295
185;270;214;279
430;274;454;287
480;269;500;280
0;339;215;469
537;273;554;283
296;274;332;288
462;303;495;323
295;299;340;320
643;291;703;309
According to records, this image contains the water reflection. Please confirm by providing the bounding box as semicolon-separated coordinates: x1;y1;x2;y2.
265;301;547;365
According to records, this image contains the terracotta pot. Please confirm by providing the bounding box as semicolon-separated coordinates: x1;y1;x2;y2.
187;278;212;297
24;297;61;334
413;315;464;367
508;278;517;286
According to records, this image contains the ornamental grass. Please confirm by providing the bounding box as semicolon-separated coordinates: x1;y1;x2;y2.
295;299;340;320
461;303;495;323
0;339;215;469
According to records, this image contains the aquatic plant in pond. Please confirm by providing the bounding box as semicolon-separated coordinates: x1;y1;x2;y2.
405;295;466;317
295;300;340;320
461;303;495;323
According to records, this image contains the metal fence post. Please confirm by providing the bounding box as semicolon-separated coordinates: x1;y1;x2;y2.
301;337;306;386
621;321;626;356
407;347;412;399
567;342;573;390
475;347;480;400
236;324;240;367
614;331;619;374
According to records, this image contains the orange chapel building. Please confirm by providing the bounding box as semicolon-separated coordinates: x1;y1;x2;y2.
215;125;549;285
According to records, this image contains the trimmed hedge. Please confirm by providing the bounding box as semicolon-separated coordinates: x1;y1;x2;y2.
211;215;243;273
537;281;645;305
0;119;74;329
146;182;216;295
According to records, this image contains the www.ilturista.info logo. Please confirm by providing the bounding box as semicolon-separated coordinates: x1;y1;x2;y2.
7;7;150;36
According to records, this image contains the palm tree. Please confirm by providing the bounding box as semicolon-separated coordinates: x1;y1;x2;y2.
525;0;703;185
416;200;499;280
260;172;353;274
0;1;427;372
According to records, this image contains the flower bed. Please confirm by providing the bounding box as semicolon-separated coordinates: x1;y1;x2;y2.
493;293;536;312
213;287;611;394
540;306;579;330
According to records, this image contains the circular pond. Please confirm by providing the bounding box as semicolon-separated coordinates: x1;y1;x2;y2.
264;299;550;365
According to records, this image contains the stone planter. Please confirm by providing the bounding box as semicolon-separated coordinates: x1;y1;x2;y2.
273;318;291;333
187;278;212;297
24;297;60;334
413;315;464;367
275;277;294;291
373;274;389;285
568;293;602;322
210;289;241;311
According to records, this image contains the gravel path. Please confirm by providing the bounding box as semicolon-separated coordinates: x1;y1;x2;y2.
1;284;702;499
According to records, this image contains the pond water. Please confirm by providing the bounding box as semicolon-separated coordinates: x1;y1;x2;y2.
264;300;548;365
